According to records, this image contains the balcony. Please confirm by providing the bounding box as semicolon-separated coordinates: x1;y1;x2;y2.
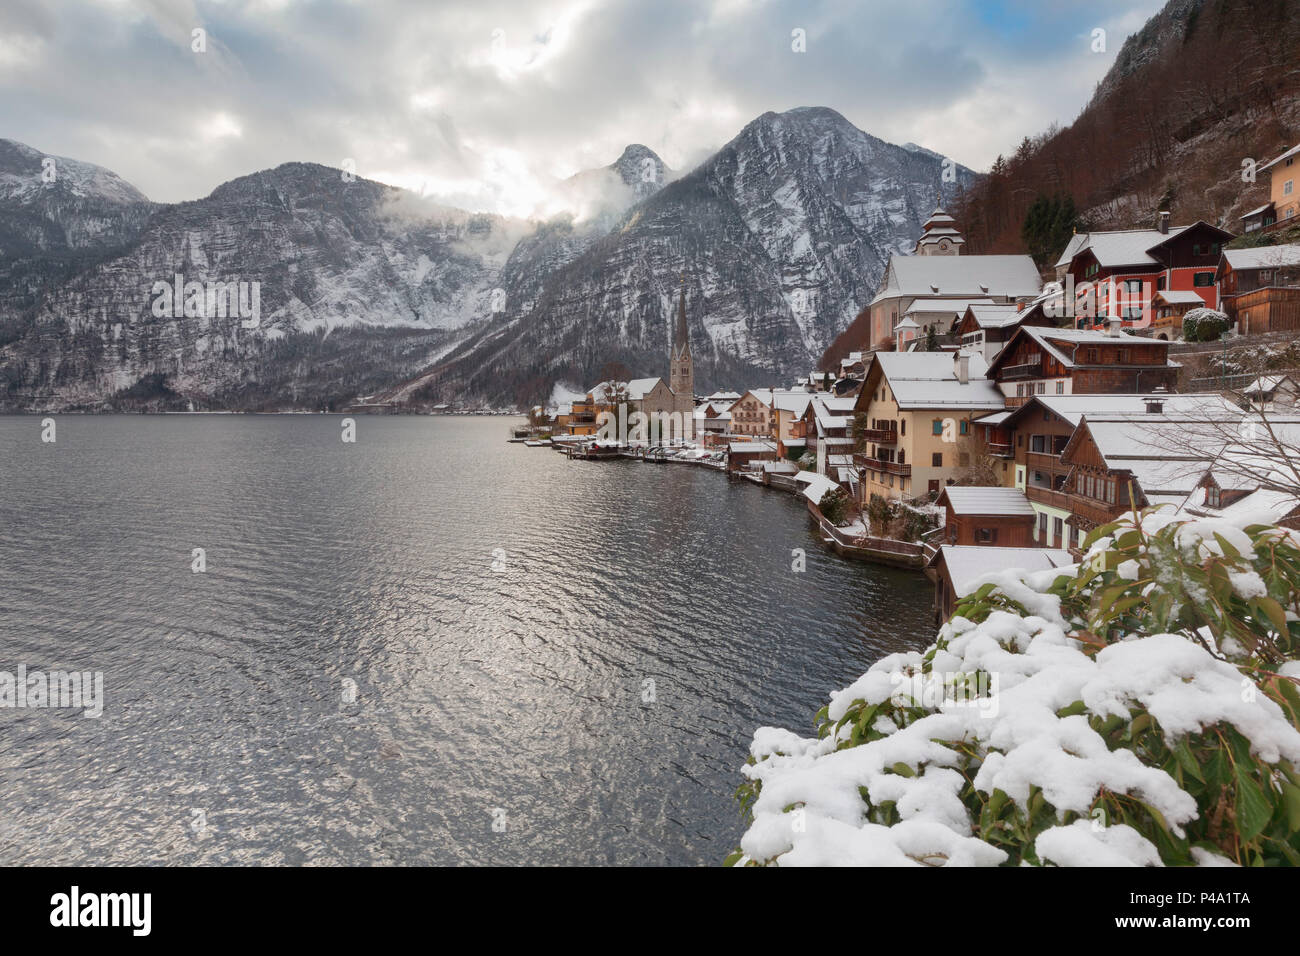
1001;362;1042;381
1025;450;1063;471
861;427;898;444
988;441;1012;458
1025;485;1073;512
855;454;912;477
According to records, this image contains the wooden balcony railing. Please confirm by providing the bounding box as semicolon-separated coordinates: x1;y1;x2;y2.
1026;485;1073;512
855;454;912;477
1001;362;1042;380
861;427;898;444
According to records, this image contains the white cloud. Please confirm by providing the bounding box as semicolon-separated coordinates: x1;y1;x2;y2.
0;0;1168;207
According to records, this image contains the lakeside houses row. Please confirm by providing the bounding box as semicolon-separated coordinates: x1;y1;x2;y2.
531;140;1300;618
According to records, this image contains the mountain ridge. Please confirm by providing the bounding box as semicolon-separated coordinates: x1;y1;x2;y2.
0;110;972;411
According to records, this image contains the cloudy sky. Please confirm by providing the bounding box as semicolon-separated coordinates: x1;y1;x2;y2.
0;0;1165;215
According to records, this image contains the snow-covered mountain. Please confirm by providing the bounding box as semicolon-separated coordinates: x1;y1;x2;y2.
0;110;973;411
410;107;975;404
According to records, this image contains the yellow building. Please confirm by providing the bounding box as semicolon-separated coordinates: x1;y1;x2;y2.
1243;143;1300;233
852;350;1004;502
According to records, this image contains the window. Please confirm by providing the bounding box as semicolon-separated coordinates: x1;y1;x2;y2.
1192;244;1201;256
900;420;906;436
977;527;998;543
1053;517;1063;541
1157;276;1166;291
1107;481;1116;505
1086;475;1095;498
1261;270;1273;282
932;419;943;435
1056;381;1065;394
1207;486;1221;508
1286;180;1295;196
1037;382;1046;394
1117;348;1129;363
1030;435;1046;454
1194;272;1215;287
959;420;969;435
932;452;943;467
1086;348;1099;363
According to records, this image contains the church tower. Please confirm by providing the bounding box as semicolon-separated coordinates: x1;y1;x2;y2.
914;198;966;256
670;283;695;436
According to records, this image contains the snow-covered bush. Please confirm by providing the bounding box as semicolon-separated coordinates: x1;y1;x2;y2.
819;488;850;526
1183;308;1230;343
797;452;817;471
729;511;1300;866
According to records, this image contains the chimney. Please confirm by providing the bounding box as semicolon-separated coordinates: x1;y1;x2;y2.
955;351;970;385
1158;210;1170;235
1107;316;1123;337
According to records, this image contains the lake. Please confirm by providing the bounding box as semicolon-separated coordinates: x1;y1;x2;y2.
0;414;935;865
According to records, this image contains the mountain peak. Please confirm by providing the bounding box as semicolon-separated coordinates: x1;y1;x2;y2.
0;138;150;205
608;143;669;191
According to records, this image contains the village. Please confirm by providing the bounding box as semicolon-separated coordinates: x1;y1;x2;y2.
514;139;1300;623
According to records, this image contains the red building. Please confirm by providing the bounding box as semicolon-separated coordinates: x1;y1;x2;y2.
1054;215;1234;329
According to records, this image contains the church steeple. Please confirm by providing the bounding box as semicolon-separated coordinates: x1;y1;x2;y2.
672;280;690;361
914;201;965;256
669;279;694;416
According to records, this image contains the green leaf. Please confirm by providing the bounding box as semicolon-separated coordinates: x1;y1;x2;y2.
1235;766;1274;842
1282;781;1300;832
1173;738;1205;784
1254;596;1290;639
890;762;916;778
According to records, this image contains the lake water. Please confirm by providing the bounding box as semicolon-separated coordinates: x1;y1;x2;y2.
0;415;934;865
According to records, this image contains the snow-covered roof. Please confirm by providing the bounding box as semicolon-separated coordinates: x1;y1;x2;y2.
873;254;1041;303
1008;393;1240;428
762;460;799;473
706;390;742;401
739;389;774;408
964;303;1023;329
935;546;1075;598
1153;290;1206;305
1239;202;1275;220
1259;142;1300;172
1055;226;1192;270
772;390;814;416
894;317;921;330
729;440;776;453
939;486;1036;517
626;377;663;400
874;351;1004;411
1243;374;1297;396
999;326;1167;371
1221;245;1300;271
794;471;842;504
1181;485;1300;525
812;396;853;431
903;297;995;318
